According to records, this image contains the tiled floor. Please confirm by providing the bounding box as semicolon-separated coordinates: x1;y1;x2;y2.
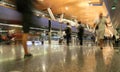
0;40;120;72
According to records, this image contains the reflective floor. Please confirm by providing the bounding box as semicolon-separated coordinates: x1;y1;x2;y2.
0;40;120;72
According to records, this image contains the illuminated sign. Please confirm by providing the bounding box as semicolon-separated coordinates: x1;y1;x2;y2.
88;0;103;6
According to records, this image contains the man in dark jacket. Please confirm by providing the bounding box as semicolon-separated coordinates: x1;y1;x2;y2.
77;21;84;45
65;23;72;46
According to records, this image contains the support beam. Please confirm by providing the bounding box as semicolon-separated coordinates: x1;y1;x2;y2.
47;8;56;20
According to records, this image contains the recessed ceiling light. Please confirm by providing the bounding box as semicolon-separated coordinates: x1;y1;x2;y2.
88;0;91;3
65;7;69;10
39;0;44;1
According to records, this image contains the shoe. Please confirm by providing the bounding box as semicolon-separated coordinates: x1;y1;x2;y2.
24;53;32;58
100;47;103;49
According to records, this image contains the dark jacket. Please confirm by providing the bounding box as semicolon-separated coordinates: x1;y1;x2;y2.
15;0;33;14
77;25;84;37
65;27;72;36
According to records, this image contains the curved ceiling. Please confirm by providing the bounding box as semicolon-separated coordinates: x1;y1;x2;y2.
35;0;108;26
2;0;109;26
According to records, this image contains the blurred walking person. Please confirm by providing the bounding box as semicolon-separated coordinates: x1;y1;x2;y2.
94;13;107;49
77;21;84;46
15;0;35;57
65;23;72;46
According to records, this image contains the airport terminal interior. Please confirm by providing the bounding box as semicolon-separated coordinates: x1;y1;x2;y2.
0;0;120;72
